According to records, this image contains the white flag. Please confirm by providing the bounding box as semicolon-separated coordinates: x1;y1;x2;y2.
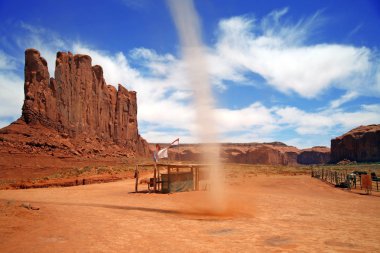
157;148;168;159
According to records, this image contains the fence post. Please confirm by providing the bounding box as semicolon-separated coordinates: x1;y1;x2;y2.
329;170;331;183
327;170;330;183
134;165;139;193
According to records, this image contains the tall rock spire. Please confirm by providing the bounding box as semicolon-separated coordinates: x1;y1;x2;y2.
20;48;148;156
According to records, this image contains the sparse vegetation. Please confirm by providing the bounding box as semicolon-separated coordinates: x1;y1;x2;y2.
310;163;380;173
24;164;138;185
26;141;58;149
223;163;311;176
95;166;111;174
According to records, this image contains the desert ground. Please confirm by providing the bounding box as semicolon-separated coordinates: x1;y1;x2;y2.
1;165;379;253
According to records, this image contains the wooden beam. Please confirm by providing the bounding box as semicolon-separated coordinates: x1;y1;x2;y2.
154;163;157;192
168;166;171;193
196;167;199;191
191;167;194;190
134;165;139;193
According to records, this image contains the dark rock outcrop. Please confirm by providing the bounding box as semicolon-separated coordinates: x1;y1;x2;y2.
1;48;149;157
297;146;330;165
331;125;380;163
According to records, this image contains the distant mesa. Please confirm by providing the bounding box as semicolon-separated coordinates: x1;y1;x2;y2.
0;48;149;158
153;124;380;165
331;124;380;163
152;143;331;165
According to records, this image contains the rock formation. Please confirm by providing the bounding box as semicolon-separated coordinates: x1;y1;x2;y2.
297;146;331;165
223;143;300;166
330;125;380;163
157;142;330;165
1;49;149;157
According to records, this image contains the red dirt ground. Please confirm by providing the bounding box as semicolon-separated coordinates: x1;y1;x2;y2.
1;174;379;252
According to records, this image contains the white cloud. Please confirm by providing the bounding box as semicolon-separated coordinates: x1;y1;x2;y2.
214;13;379;98
276;106;333;134
215;102;276;133
275;104;380;136
361;104;380;112
206;51;245;90
0;46;24;125
140;130;194;144
0;71;24;122
0;50;18;70
130;47;176;75
219;131;276;144
329;91;358;109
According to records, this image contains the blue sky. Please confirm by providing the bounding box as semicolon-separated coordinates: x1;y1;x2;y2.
0;0;379;148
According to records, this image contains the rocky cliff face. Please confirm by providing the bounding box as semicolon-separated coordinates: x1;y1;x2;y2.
331;125;380;163
297;146;330;165
223;143;300;165
1;49;149;157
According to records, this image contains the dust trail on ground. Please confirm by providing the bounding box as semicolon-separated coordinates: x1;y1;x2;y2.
167;0;226;214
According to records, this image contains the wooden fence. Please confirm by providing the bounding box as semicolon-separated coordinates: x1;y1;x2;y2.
311;168;380;193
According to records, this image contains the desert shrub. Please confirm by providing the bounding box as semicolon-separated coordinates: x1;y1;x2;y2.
81;166;92;174
96;167;111;174
26;141;58;149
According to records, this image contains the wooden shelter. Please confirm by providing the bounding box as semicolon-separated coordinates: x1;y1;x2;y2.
134;163;210;193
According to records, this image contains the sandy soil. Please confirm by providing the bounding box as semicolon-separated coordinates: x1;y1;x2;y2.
0;175;379;253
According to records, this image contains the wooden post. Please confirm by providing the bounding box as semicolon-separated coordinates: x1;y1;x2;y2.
154;163;157;192
196;167;199;191
134;165;139;193
157;165;160;192
168;166;171;193
191;166;194;190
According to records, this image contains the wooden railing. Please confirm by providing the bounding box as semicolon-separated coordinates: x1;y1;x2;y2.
311;168;380;193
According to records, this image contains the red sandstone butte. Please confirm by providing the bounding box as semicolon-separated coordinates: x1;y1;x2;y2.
0;49;149;157
297;146;331;165
331;124;380;163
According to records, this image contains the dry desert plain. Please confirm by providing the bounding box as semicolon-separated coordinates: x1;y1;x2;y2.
0;164;380;253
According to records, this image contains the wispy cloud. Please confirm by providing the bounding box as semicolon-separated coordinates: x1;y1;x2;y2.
329;91;358;109
0;47;24;127
0;50;18;70
213;13;379;98
275;103;379;136
0;69;24;127
346;23;363;39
